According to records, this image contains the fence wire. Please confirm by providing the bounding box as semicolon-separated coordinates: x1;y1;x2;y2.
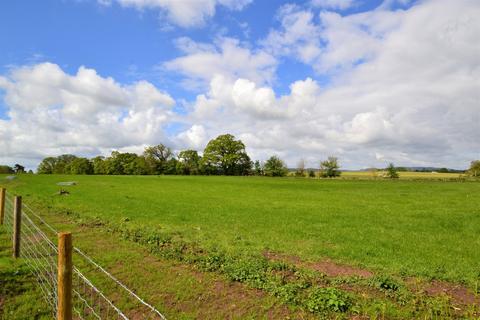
2;192;167;320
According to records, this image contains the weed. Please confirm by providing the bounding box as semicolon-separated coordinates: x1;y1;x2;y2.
305;287;351;313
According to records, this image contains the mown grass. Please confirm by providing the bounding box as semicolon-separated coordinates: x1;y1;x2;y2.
2;174;479;288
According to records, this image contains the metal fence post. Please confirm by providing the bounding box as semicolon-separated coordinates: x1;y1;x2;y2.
13;196;22;258
0;188;5;225
58;232;73;320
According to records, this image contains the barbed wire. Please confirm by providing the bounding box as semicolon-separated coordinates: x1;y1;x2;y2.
2;192;167;320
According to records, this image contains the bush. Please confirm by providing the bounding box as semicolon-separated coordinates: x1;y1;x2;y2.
264;156;288;177
319;157;341;178
385;163;399;179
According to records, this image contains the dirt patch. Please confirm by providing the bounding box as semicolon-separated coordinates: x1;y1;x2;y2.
424;280;480;306
263;250;373;278
68;224;312;319
307;260;373;278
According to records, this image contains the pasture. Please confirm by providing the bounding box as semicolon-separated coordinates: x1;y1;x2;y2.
1;174;479;318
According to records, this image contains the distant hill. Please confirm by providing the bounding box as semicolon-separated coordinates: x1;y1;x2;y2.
360;167;465;173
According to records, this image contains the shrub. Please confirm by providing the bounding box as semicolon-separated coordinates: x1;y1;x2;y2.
385;163;399;179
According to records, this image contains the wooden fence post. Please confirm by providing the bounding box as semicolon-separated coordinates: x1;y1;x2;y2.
57;232;73;320
13;196;22;258
0;188;5;225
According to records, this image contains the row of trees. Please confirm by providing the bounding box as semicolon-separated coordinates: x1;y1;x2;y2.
37;134;255;176
34;134;344;177
5;133;478;178
0;164;27;174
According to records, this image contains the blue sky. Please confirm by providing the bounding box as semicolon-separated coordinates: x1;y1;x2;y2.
0;0;479;169
0;0;411;97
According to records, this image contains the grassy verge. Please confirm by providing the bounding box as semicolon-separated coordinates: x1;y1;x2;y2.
0;226;50;320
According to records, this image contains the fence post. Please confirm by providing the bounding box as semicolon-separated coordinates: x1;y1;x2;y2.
0;188;5;225
13;196;22;258
57;232;73;320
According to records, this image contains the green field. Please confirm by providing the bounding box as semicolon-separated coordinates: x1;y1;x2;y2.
1;174;480;318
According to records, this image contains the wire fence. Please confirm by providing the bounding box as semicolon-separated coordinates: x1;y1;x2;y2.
2;191;167;320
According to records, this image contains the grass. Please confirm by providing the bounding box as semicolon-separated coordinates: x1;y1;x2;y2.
340;171;463;179
0;226;50;320
1;174;479;288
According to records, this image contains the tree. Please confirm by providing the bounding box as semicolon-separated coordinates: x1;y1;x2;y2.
143;144;174;174
201;134;252;175
104;151;139;175
164;158;179;175
385;163;399;179
53;154;78;174
308;169;316;178
66;158;93;175
177;150;200;175
264;156;288;177
295;159;305;177
253;160;264;176
14;164;25;174
123;156;148;175
37;157;57;174
319;156;341;178
92;156;107;174
0;165;14;174
467;160;480;177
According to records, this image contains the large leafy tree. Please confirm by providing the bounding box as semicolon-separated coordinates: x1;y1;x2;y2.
264;156;288;177
91;156;107;174
53;154;78;174
177;150;201;175
201;134;252;175
37;155;77;174
13;164;25;174
104;151;139;175
143;144;174;174
65;158;94;174
37;157;58;174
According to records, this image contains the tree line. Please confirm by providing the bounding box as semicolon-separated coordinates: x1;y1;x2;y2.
2;133;479;178
35;134;283;176
32;134;342;177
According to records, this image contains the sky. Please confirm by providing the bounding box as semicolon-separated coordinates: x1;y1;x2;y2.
0;0;479;170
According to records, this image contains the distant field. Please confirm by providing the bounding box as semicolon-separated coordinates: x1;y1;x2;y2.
340;171;463;179
2;174;479;288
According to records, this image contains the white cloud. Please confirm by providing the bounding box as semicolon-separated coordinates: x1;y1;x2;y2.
175;0;480;169
2;0;480;170
164;37;277;89
176;124;208;150
101;0;252;27
0;63;174;168
262;4;322;65
262;3;405;73
311;0;356;10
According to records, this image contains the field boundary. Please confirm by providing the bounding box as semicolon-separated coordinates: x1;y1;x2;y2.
1;188;167;319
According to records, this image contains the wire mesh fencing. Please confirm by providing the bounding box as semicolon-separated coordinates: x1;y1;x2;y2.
1;190;167;320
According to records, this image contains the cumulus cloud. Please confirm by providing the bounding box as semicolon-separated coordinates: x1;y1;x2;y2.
101;0;252;27
174;0;480;168
2;0;479;170
0;63;175;168
262;2;405;73
163;37;277;89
